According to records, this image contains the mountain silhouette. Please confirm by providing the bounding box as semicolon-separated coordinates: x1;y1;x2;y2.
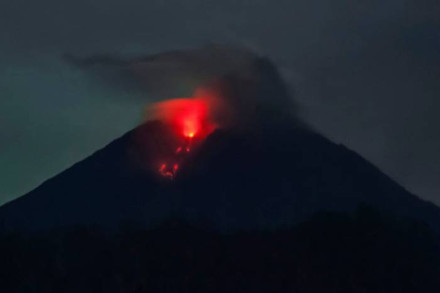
1;122;440;292
2;49;440;291
1;120;440;234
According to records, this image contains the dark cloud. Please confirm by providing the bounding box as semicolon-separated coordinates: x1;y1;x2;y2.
66;45;305;130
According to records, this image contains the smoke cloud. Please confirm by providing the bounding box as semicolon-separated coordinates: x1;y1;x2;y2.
66;45;306;132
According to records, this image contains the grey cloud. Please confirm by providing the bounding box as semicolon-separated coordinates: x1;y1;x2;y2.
65;45;304;130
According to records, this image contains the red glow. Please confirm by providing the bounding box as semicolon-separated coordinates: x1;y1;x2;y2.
158;163;175;179
146;86;227;179
149;97;209;138
146;87;222;141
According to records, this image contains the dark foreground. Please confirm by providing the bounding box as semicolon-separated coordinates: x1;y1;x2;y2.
2;206;440;293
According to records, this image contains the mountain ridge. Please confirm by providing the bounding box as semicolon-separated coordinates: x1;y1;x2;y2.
1;121;439;235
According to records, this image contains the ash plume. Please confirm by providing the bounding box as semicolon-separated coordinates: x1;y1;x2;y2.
65;45;307;132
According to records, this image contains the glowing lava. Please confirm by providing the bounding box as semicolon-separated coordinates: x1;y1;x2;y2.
148;95;217;140
147;88;222;179
157;136;194;179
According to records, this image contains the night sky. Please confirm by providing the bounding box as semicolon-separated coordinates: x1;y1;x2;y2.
1;0;439;206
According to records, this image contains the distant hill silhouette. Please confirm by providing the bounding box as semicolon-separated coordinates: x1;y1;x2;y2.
1;206;439;292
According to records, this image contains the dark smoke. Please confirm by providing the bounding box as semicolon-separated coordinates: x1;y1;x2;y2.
64;45;308;131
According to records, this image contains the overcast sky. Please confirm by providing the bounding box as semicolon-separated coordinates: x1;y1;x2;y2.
1;0;439;206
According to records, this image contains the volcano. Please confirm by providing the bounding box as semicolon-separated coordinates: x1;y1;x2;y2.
2;121;440;292
2;49;440;292
1;120;440;233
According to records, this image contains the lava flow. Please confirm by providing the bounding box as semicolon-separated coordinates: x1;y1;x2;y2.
158;136;193;179
147;90;220;179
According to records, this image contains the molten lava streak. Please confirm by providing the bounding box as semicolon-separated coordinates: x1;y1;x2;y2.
147;89;221;179
157;136;194;179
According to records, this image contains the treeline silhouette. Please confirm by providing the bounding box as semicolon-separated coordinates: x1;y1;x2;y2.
1;205;439;292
